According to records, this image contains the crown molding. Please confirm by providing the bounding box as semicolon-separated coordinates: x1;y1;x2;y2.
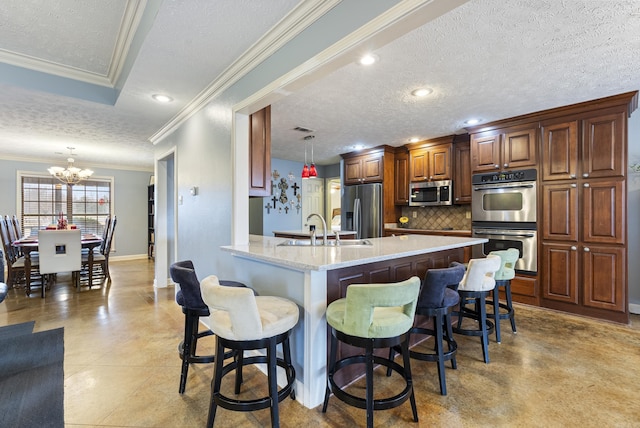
149;0;342;144
0;0;146;88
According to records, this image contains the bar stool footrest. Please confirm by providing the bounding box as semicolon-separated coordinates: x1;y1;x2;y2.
328;354;413;411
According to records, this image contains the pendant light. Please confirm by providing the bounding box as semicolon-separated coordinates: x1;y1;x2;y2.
301;136;310;179
302;135;317;179
309;136;317;177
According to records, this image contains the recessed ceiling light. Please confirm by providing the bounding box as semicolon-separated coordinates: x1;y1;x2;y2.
465;118;481;125
353;144;366;150
409;137;420;143
358;54;377;66
152;94;173;103
411;88;433;97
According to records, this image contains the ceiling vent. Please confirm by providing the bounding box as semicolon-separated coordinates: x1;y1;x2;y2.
293;126;315;133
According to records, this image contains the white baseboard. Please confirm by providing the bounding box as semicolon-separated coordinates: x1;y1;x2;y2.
110;254;149;262
629;303;640;315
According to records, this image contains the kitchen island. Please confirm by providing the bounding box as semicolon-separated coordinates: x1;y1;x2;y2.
219;233;486;409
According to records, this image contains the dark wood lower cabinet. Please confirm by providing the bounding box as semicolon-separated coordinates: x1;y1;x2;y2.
541;242;627;323
326;247;463;386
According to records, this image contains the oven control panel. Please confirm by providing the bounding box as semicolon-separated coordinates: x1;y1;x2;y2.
472;168;537;185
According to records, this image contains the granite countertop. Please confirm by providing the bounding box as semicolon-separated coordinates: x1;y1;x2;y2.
221;234;486;271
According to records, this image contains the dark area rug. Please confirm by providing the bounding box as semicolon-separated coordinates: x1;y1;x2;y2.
0;325;64;427
0;320;35;340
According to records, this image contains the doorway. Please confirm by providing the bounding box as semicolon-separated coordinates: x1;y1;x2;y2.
325;177;341;231
301;177;324;231
154;148;177;288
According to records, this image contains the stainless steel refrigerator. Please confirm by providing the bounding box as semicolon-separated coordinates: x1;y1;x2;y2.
341;183;383;239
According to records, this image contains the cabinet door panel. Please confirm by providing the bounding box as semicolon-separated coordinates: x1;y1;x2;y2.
582;245;625;312
430;145;451;180
471;132;500;172
582;111;625;178
362;156;383;182
394;154;409;204
503;128;537;169
541;120;578;181
454;142;471;204
542;243;579;304
542;183;578;241
344;158;363;184
582;179;624;244
249;106;271;197
409;149;428;181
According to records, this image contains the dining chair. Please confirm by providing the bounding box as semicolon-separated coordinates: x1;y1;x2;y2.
82;215;116;286
38;229;82;297
0;217;34;290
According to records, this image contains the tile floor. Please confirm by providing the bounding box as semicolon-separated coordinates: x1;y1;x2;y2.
1;259;640;427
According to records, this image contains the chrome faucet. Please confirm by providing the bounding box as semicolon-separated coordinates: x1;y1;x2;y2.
307;213;327;246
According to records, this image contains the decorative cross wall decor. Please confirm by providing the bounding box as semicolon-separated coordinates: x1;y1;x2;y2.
265;170;301;215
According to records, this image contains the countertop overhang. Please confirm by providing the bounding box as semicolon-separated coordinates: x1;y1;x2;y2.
222;234;486;271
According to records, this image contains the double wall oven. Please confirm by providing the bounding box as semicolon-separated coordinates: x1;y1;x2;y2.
471;169;537;274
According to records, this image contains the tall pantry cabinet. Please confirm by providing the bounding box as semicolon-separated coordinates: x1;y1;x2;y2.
540;96;633;324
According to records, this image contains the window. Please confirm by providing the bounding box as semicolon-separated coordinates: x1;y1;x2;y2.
20;174;112;237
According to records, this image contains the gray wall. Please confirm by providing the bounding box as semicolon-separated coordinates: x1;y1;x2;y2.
0;158;151;257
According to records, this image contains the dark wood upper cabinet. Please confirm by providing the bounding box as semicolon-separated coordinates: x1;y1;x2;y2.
453;139;471;204
408;142;451;182
541;119;578;181
249;106;271;197
394;148;409;205
470;125;536;173
581;110;626;178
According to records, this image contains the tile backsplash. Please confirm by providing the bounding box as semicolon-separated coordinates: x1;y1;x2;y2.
400;205;471;230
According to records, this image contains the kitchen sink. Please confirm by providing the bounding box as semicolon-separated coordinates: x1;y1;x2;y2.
277;239;373;247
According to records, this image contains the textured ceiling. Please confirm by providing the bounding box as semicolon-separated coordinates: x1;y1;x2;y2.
0;0;638;171
271;0;640;165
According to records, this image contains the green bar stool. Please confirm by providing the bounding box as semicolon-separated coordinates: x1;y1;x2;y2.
487;248;519;343
322;277;421;428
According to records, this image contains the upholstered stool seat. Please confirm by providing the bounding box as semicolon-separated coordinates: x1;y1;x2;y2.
389;262;465;395
453;255;501;364
487;248;519;343
322;277;421;428
201;275;298;428
169;260;252;394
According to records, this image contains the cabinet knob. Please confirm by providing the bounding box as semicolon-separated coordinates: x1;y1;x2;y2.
571;246;577;251
455;197;459;201
429;176;433;180
583;183;590;188
494;164;499;169
583;173;589;178
584;247;590;252
504;163;508;168
571;184;577;188
570;174;576;179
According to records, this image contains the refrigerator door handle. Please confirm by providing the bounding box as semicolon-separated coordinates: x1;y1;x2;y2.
354;198;361;239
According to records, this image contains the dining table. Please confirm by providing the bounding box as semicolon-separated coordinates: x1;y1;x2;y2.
13;233;103;294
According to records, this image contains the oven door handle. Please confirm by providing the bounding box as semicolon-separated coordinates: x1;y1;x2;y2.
473;184;535;191
474;230;535;238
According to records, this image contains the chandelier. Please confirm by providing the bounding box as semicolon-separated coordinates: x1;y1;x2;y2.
48;147;93;185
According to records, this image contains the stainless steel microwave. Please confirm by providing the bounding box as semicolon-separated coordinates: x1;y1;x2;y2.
409;180;453;206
